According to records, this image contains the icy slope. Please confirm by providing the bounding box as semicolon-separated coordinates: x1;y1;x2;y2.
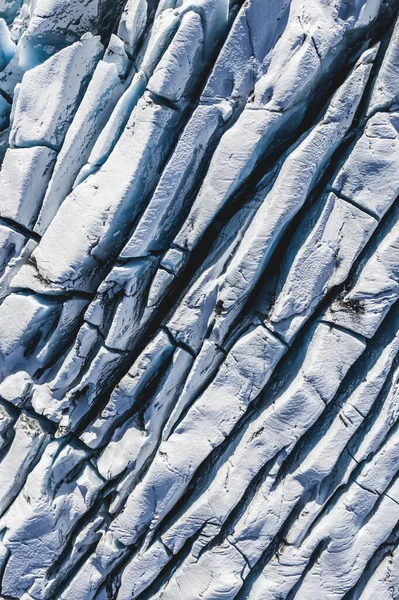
0;1;399;598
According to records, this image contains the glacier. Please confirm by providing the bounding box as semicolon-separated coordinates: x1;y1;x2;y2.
0;0;399;598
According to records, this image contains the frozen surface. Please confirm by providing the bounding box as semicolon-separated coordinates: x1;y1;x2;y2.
0;1;399;598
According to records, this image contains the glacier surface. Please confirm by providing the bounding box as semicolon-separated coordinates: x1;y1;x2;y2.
0;0;399;598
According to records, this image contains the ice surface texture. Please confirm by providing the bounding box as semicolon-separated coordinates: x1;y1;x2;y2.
0;0;399;598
